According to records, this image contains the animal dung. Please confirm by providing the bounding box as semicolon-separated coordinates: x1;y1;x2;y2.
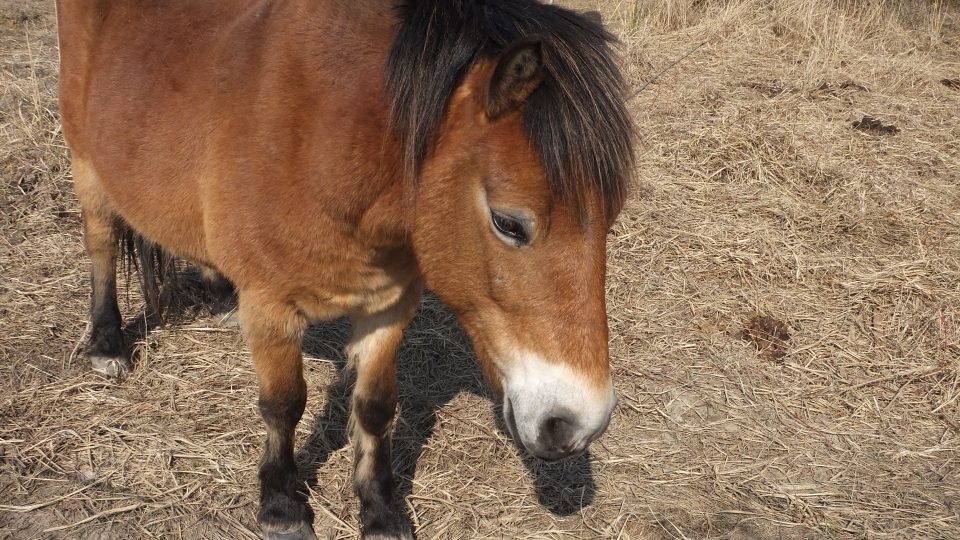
852;115;900;135
740;314;790;363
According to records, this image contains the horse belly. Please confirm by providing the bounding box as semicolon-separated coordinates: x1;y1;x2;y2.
68;5;229;264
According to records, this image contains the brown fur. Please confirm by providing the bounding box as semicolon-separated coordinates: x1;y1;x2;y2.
57;0;627;536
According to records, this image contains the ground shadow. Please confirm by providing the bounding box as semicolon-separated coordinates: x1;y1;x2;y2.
295;292;596;534
120;265;237;363
120;277;596;531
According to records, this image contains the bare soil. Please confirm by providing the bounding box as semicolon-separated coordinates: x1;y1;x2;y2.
2;1;959;538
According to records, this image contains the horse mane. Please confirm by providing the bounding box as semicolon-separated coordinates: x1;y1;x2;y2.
386;0;635;218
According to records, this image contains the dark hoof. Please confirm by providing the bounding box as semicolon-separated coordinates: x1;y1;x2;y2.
90;355;132;379
362;517;413;540
262;522;317;540
258;490;311;538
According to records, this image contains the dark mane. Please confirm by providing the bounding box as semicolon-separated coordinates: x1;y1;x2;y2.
387;0;635;217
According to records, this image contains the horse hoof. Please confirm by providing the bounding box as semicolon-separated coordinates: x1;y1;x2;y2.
362;526;414;540
90;356;132;379
263;523;318;540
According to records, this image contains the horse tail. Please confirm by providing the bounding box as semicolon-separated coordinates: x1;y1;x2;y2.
118;225;176;324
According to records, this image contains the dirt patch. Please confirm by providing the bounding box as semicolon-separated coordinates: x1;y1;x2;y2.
742;80;789;98
740;315;791;362
3;0;960;539
852;115;900;135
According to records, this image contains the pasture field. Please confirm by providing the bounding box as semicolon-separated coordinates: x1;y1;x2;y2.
1;0;958;538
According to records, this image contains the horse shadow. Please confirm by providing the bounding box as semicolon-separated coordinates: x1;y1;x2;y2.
118;265;238;356
294;292;597;533
122;273;596;532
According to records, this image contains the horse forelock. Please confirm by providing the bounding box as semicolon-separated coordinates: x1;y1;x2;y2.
386;0;636;220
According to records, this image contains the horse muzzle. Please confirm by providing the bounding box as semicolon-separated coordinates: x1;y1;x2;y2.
500;352;616;461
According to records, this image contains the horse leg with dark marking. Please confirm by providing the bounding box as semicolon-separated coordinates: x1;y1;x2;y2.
348;287;421;540
74;158;130;378
242;297;316;540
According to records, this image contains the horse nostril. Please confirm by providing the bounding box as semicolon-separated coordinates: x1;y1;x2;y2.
540;414;577;452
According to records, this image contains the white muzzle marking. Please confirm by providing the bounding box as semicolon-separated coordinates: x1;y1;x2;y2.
500;351;616;459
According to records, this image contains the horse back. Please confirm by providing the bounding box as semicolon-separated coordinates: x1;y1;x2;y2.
56;1;407;292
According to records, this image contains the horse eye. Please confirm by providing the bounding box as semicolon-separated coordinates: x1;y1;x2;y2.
491;211;529;246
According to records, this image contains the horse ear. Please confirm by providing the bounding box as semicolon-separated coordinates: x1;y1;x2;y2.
485;38;544;120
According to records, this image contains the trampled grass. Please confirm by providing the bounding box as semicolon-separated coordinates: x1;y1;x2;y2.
1;1;958;538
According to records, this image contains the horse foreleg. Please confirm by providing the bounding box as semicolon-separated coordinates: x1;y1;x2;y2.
348;287;421;540
242;296;316;540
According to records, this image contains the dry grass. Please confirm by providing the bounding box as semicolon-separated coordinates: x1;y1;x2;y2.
2;0;959;538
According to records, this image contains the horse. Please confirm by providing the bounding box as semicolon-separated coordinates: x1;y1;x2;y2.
55;1;635;538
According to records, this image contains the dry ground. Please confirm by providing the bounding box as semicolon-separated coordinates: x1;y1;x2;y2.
2;1;959;538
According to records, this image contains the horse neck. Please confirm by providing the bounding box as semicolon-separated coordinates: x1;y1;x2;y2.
291;1;415;244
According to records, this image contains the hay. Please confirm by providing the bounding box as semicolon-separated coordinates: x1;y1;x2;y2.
2;0;958;538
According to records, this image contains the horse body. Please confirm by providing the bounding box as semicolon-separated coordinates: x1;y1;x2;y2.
57;1;634;538
59;0;413;318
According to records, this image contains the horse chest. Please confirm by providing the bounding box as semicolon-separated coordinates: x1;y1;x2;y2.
288;242;419;321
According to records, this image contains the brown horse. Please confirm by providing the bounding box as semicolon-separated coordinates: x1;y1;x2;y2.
56;1;634;538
